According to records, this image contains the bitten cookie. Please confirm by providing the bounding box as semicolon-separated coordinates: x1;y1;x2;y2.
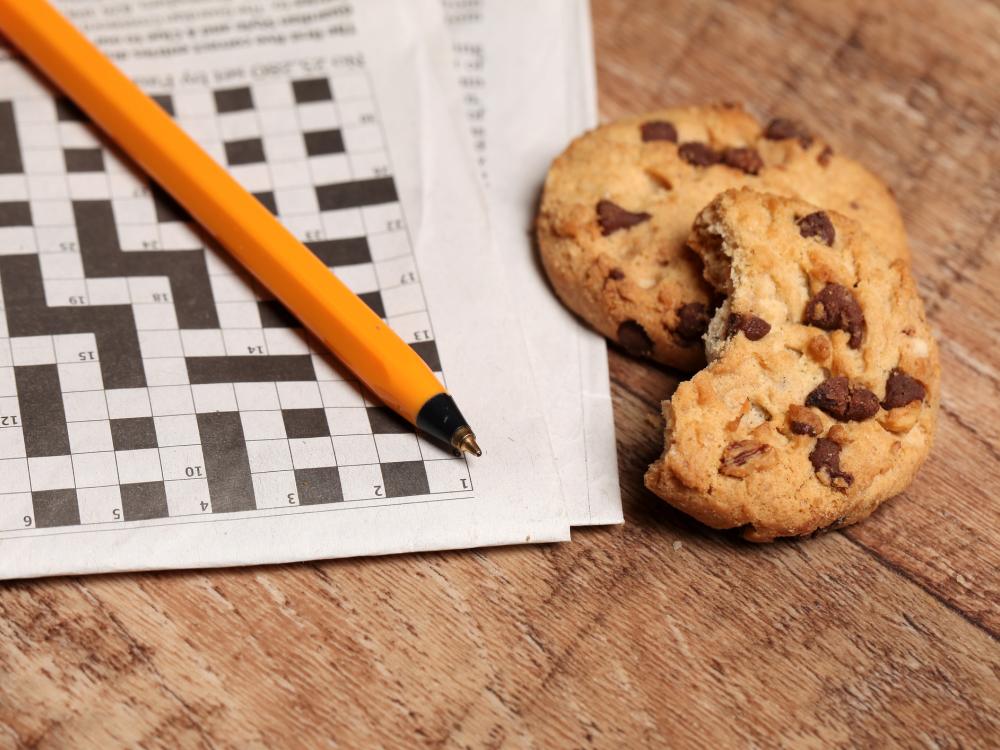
536;104;908;370
644;189;939;541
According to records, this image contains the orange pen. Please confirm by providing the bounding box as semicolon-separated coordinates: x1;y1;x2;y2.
0;0;481;456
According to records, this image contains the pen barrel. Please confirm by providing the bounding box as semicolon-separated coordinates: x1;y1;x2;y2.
0;0;446;423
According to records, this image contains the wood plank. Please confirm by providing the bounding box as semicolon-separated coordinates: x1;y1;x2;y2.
1;501;997;746
1;1;998;747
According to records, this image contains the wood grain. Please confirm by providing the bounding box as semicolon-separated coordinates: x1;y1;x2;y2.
1;1;998;747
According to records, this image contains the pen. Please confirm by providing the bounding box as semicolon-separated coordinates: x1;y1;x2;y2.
0;0;482;456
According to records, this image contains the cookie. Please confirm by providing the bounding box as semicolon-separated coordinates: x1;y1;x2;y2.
536;104;908;370
644;188;939;541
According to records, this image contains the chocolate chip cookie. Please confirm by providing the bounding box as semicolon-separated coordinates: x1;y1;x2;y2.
536;104;908;370
644;189;939;541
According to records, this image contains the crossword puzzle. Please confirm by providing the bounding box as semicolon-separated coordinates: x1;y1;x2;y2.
0;66;473;535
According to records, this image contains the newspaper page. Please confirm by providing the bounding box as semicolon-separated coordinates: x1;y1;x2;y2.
444;0;622;525
0;0;569;579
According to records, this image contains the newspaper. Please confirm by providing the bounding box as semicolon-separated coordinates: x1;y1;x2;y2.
0;0;571;579
445;0;622;525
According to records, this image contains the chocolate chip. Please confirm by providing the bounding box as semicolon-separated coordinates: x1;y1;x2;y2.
617;320;653;356
844;388;880;421
791;420;818;436
806;377;880;422
881;368;927;410
726;312;771;341
764;118;814;148
596;200;651;236
809;437;853;490
817;146;833;166
640;121;678;143
803;283;865;348
675;302;710;341
720;440;775;478
807;376;849;417
763;118;803;140
721;147;764;175
678;142;720;167
797;211;836;246
809;437;840;469
787;405;822;436
608;267;625;281
742;316;772;340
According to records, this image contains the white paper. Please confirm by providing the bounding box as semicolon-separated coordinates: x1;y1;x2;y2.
444;0;622;525
0;0;569;580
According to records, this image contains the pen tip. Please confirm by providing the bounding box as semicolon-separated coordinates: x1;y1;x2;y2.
458;433;482;457
446;424;482;457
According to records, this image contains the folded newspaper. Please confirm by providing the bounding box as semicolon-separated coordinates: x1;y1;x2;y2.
0;0;619;579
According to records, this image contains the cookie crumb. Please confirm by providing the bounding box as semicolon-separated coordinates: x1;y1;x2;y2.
806;334;832;363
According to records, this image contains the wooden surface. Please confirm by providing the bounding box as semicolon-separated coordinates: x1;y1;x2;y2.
2;1;998;747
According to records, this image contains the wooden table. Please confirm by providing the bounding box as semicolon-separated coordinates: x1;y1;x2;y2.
2;1;997;747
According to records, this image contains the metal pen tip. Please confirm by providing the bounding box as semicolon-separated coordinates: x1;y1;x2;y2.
451;426;482;457
459;433;482;457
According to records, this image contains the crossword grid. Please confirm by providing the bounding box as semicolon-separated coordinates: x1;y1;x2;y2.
0;65;473;535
